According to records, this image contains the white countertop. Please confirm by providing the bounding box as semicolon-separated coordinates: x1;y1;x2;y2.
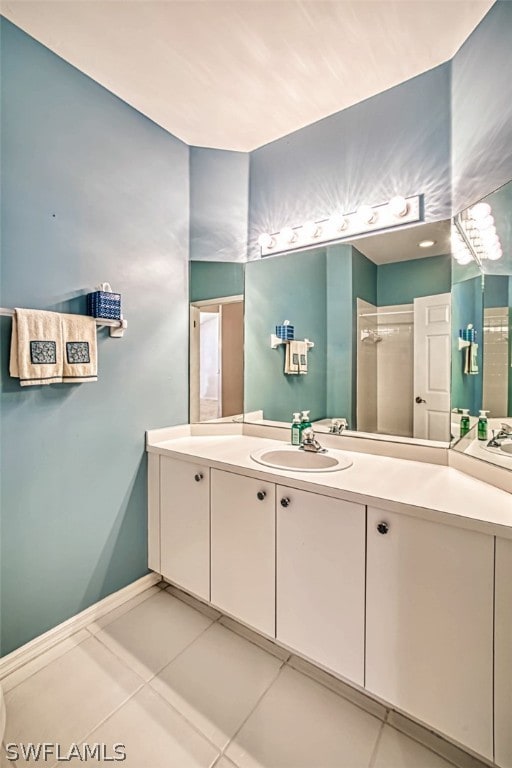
147;432;512;539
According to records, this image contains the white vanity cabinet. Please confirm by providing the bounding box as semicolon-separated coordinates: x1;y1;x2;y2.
276;486;365;685
159;455;210;601
210;469;276;636
495;537;512;768
366;507;494;760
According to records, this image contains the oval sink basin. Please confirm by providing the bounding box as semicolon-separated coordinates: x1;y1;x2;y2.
250;446;352;472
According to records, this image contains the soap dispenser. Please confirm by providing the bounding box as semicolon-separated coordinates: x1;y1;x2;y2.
301;410;312;435
478;410;489;441
291;412;302;446
460;409;470;438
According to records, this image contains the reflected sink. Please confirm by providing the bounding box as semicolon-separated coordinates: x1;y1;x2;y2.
500;441;512;455
250;446;352;472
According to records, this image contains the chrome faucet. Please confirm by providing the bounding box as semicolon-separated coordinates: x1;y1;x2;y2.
300;427;326;453
329;418;348;434
496;423;512;441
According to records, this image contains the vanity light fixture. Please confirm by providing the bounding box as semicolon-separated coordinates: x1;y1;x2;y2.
454;201;503;264
257;233;275;250
281;226;298;244
357;204;377;224
257;195;421;256
389;195;409;218
328;212;348;232
418;239;436;248
303;220;321;239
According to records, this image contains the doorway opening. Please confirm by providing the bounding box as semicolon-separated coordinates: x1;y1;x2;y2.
190;295;244;422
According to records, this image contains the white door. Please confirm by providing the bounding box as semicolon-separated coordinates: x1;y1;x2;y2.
413;292;451;440
366;507;494;760
211;469;275;636
160;456;210;601
189;306;200;423
495;537;512;768
276;487;365;685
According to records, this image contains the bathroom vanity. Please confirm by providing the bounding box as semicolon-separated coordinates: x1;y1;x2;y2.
147;424;512;768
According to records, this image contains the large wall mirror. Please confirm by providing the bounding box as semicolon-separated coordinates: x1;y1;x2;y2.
243;220;453;443
451;179;512;472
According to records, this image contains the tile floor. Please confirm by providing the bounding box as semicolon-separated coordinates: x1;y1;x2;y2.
1;584;490;768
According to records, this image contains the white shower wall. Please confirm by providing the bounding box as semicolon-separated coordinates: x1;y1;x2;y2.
356;299;378;433
483;306;509;418
357;302;414;437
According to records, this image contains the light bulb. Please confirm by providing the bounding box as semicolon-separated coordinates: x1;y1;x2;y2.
280;226;297;244
480;225;497;240
469;202;491;220
303;220;321;239
358;204;376;224
475;214;494;231
389;195;408;217
257;232;274;249
329;213;347;232
487;245;503;261
455;253;473;265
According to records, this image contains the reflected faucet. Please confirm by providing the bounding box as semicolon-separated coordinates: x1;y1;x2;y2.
300;428;326;453
329;418;348;435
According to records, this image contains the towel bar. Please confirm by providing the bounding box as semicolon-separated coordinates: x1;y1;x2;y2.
270;334;314;350
0;307;127;338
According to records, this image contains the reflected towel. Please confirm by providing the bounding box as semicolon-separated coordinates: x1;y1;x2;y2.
61;313;98;383
285;340;308;375
469;341;479;375
9;308;63;386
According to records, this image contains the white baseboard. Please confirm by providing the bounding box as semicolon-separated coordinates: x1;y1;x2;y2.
0;572;161;681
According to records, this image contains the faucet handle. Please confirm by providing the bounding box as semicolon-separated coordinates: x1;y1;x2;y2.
302;427;315;442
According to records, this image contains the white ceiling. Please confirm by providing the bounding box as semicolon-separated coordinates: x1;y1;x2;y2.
351;220;451;264
1;0;494;151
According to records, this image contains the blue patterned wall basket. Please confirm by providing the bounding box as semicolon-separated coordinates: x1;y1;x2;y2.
87;285;121;320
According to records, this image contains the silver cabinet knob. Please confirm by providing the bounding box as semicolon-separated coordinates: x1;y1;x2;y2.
377;521;389;535
280;497;291;508
257;491;266;501
194;473;203;482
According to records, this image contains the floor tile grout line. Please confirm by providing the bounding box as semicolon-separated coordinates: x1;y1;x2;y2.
217;661;287;760
283;656;387;725
1;629;93;696
87;586;163;635
67;680;146;753
383;721;473;768
367;717;387;768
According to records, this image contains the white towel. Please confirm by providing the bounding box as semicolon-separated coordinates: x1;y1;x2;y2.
285;340;308;375
9;309;63;386
61;313;98;383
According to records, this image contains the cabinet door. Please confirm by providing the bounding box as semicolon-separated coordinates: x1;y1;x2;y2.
160;456;210;601
277;487;365;685
496;537;512;768
366;507;494;760
211;469;275;636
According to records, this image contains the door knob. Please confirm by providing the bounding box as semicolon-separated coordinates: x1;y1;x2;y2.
280;497;291;508
257;491;266;501
377;521;389;535
415;396;426;404
194;473;203;482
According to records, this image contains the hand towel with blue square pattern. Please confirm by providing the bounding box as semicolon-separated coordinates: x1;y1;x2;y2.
61;313;98;383
9;308;64;386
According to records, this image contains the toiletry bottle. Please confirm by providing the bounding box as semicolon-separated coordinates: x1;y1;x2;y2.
478;410;489;441
300;410;312;441
291;413;302;446
460;409;470;438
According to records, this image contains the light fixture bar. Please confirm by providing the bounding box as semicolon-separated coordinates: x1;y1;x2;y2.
258;195;421;257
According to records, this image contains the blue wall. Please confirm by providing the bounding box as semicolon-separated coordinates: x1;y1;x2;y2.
244;249;327;421
451;276;484;416
378;255;451;306
0;19;189;654
190;147;249;262
248;63;451;259
190;262;244;302
452;1;512;214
